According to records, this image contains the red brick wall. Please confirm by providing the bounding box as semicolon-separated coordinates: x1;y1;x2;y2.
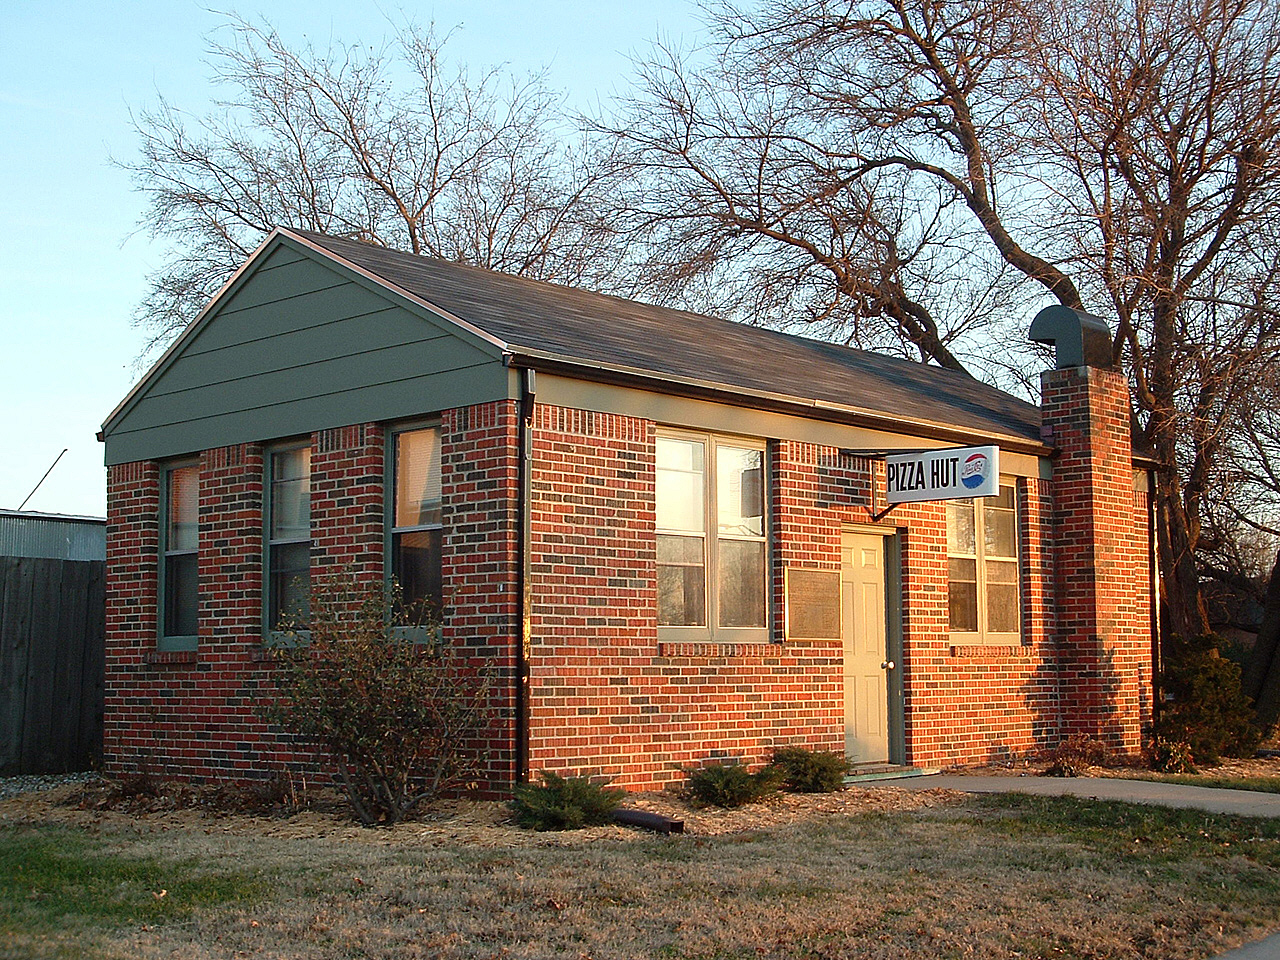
312;424;384;578
764;445;1062;769
441;401;521;786
526;410;849;790
896;475;1063;766
104;460;160;770
103;430;386;782
104;389;1152;791
1041;366;1153;753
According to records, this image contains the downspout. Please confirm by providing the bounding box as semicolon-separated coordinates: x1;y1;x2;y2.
515;366;536;783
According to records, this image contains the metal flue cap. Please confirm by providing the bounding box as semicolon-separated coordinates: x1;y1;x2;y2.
1029;305;1114;370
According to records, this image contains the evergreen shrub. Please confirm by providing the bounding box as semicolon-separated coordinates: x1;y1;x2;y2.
510;772;626;831
770;747;850;793
1155;634;1261;764
685;761;784;807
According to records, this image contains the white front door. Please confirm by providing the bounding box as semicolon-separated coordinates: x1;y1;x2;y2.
843;531;889;764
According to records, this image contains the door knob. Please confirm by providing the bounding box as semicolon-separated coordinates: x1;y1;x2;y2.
881;660;895;670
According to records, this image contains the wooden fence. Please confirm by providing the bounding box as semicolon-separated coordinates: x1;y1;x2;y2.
0;556;105;774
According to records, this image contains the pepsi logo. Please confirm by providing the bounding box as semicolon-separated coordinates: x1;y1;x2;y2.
961;453;989;489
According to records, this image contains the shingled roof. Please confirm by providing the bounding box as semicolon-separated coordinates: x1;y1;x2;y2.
289;229;1045;449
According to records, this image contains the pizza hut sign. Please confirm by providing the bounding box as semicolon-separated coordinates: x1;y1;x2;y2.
884;445;1000;504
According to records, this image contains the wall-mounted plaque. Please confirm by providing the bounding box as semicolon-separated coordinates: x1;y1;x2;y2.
784;567;841;641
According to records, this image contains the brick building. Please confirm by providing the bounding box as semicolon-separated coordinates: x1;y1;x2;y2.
99;228;1156;791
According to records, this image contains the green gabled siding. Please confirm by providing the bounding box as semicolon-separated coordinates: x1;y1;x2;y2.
102;237;510;466
190;279;388;354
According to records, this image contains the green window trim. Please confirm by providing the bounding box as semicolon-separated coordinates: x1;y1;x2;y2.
385;421;444;626
158;460;200;652
264;441;312;635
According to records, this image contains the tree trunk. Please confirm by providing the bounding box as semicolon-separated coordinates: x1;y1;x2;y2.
1244;550;1280;734
1155;472;1211;644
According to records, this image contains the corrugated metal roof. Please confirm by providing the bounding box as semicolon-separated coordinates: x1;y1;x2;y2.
0;510;106;561
290;230;1045;449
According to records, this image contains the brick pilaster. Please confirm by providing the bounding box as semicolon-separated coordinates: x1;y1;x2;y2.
1042;366;1152;753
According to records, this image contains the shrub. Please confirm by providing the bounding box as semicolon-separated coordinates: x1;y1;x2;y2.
1154;634;1262;765
770;747;850;793
1147;737;1198;774
510;772;626;830
1042;734;1112;777
262;574;494;826
685;761;785;807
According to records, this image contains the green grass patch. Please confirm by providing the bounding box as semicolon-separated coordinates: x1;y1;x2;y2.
972;793;1280;869
0;825;274;939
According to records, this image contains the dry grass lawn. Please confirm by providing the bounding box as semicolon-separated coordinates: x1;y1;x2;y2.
3;780;1279;960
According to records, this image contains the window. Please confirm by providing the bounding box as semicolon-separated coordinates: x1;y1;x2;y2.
947;481;1021;643
656;433;767;637
266;445;311;630
160;462;199;650
390;426;443;617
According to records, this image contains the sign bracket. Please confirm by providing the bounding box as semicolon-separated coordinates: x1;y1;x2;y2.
870;502;903;523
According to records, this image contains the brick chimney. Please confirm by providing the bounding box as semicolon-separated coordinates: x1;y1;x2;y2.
1032;306;1152;754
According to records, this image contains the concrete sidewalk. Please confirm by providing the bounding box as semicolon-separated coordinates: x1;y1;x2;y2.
1216;934;1280;959
885;773;1280;957
887;773;1280;818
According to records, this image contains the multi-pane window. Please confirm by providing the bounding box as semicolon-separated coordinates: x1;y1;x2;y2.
657;433;767;636
390;426;443;616
947;482;1021;642
267;445;311;629
160;463;199;649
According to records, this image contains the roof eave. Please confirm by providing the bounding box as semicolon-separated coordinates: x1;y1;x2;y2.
506;349;1054;457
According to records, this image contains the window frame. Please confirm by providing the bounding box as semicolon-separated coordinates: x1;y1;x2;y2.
263;440;312;636
656;429;770;643
385;420;444;628
945;477;1023;646
158;459;200;652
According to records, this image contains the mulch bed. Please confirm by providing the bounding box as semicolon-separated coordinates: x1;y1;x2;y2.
0;775;966;847
3;753;1275;848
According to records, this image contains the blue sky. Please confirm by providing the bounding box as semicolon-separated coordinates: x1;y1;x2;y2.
0;0;704;516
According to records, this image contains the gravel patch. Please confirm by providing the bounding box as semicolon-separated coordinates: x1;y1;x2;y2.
0;771;100;801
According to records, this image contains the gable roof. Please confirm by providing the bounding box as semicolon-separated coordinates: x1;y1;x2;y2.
103;227;1048;460
285;230;1046;451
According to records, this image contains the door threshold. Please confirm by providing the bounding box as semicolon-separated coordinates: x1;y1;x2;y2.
844;764;940;783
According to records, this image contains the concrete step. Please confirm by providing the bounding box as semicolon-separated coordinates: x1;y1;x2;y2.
845;764;941;783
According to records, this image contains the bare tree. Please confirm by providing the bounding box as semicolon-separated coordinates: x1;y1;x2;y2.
1028;0;1280;640
1202;361;1280;730
604;0;1280;647
592;20;1036;378
121;15;625;356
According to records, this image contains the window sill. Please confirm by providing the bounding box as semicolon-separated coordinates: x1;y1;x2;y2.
949;644;1032;659
144;650;198;666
